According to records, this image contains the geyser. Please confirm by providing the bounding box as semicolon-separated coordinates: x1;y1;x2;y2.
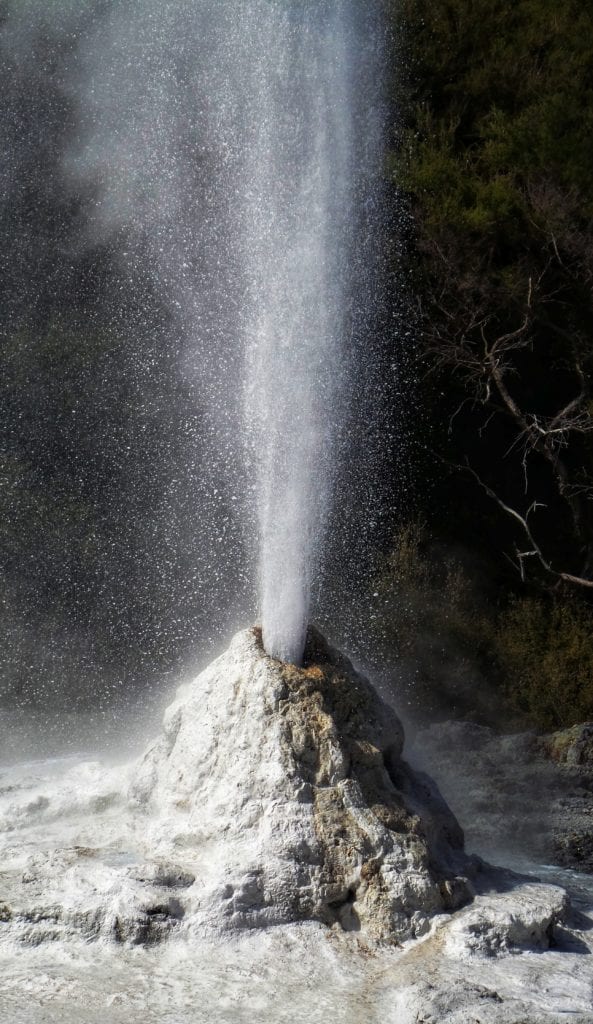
48;0;385;665
238;2;385;664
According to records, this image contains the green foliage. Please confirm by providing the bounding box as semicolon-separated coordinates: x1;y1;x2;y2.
394;0;593;276
387;0;593;610
375;524;593;730
495;596;593;729
377;521;481;656
397;0;593;193
373;522;500;721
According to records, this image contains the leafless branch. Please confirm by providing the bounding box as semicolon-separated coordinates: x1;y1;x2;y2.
457;462;593;590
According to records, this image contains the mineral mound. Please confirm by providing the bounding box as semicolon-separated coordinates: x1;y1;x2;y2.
2;627;475;946
130;627;474;941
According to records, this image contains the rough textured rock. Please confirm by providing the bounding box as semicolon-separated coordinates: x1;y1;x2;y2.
2;633;592;1022
444;883;569;957
410;719;593;874
538;722;593;766
129;627;473;941
0;630;581;956
0;628;476;947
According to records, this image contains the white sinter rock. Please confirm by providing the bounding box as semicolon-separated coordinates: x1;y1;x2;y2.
0;622;577;966
2;629;592;1023
1;627;475;946
128;626;473;940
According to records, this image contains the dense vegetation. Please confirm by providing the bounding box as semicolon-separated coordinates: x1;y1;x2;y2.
380;0;593;727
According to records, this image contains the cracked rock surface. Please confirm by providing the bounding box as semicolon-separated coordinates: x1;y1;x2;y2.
2;630;593;1021
129;626;474;941
1;628;473;947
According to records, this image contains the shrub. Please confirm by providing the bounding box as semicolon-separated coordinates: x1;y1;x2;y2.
373;522;498;721
495;596;593;729
374;524;593;731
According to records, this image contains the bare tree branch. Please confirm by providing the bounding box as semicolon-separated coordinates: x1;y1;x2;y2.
457;462;593;590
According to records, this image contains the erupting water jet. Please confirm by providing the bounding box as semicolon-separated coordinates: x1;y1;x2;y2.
238;1;385;662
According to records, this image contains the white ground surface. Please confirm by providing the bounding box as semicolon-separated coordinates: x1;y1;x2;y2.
1;917;592;1024
2;631;593;1022
1;865;592;1024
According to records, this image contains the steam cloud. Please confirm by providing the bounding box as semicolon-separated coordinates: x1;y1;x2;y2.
2;0;389;677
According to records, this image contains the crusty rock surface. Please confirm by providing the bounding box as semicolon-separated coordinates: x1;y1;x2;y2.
444;882;569;957
539;722;593;767
1;628;476;946
129;627;473;941
2;631;593;1022
2;628;584;967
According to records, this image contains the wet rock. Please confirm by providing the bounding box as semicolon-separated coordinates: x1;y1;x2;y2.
410;719;593;874
127;862;195;889
445;883;569;957
2;629;579;955
554;829;593;870
539;722;593;766
130;627;474;942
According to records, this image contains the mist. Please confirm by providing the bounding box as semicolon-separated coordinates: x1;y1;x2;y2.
0;0;403;743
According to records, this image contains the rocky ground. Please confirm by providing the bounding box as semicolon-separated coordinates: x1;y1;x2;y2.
1;630;592;1022
409;719;593;874
0;628;476;947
